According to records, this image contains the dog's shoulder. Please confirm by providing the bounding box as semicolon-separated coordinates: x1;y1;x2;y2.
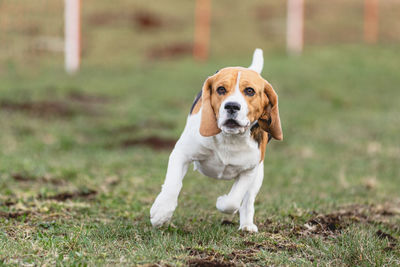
190;90;202;115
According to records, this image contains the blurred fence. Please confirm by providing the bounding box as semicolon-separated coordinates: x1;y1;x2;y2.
0;0;400;68
0;0;64;64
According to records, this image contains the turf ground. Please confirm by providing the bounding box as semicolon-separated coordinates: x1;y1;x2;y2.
1;46;399;266
1;0;400;266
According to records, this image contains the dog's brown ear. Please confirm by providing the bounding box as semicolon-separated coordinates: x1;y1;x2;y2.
259;81;283;140
200;76;221;137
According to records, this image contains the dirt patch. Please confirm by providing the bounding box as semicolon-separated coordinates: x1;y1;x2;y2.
0;211;30;219
221;220;236;226
261;203;400;239
112;124;139;134
376;230;398;251
187;236;299;266
68;91;110;104
133;11;163;30
147;43;192;60
229;248;260;263
302;212;352;236
87;10;166;30
0;100;75;117
137;264;173;267
39;189;97;201
0;100;97;118
187;248;234;267
376;229;397;242
187;258;234;267
300;203;400;237
112;120;176;134
0;200;16;207
121;136;176;151
12;173;65;186
241;235;299;254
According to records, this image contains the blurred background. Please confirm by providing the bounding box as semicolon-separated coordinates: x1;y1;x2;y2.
1;0;400;68
1;0;400;265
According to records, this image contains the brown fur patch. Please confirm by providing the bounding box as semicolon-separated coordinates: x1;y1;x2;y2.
250;123;269;161
250;123;263;146
200;77;222;136
259;82;283;140
237;71;268;123
209;70;238;119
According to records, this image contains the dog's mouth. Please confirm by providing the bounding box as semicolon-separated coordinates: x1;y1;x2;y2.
224;119;241;128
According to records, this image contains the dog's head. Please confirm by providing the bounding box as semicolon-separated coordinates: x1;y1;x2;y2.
199;49;283;140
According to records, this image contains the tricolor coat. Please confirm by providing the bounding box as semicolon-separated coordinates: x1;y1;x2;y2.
150;49;283;232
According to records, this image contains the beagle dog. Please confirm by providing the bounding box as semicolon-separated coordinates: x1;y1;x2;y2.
150;49;282;232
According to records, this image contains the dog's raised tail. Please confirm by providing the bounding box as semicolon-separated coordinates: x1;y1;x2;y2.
248;48;263;74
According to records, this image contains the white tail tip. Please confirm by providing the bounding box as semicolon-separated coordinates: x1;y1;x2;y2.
248;48;264;74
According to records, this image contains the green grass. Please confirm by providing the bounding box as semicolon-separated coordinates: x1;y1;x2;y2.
0;46;399;266
1;1;400;264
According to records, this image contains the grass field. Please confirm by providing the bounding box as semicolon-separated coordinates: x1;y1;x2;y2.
1;45;399;266
1;0;400;265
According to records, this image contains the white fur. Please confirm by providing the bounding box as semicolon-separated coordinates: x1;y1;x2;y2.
150;49;266;232
248;48;264;74
217;71;250;135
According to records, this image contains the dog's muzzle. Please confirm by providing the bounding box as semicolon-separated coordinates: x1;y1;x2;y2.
219;101;249;134
224;119;241;128
224;102;241;117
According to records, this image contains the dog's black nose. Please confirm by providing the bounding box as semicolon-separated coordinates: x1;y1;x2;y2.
224;102;241;114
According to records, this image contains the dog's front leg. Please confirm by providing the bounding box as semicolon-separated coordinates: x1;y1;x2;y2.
238;161;264;232
150;148;189;227
216;167;258;215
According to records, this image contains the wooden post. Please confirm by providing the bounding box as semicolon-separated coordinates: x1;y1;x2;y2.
193;0;211;61
65;0;81;74
286;0;304;55
364;0;379;44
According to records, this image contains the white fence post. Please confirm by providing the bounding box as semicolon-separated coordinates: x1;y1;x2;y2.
287;0;304;55
65;0;81;74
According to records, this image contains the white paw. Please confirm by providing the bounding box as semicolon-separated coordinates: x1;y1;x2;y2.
216;195;240;214
239;224;258;233
150;194;177;227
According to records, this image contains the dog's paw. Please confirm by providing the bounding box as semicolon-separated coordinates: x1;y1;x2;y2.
216;195;239;214
150;194;177;227
239;223;258;233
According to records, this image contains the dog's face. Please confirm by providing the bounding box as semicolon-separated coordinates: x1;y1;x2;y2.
200;67;283;140
212;68;266;134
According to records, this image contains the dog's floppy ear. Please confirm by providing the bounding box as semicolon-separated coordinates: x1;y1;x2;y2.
258;81;283;140
199;76;221;137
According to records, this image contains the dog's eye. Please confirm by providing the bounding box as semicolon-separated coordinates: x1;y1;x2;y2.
216;86;227;95
244;87;255;96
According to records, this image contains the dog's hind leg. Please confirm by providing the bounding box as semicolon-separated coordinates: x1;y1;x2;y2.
238;161;264;232
150;148;190;227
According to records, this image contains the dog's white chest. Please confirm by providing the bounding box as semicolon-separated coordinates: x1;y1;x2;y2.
193;136;260;180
